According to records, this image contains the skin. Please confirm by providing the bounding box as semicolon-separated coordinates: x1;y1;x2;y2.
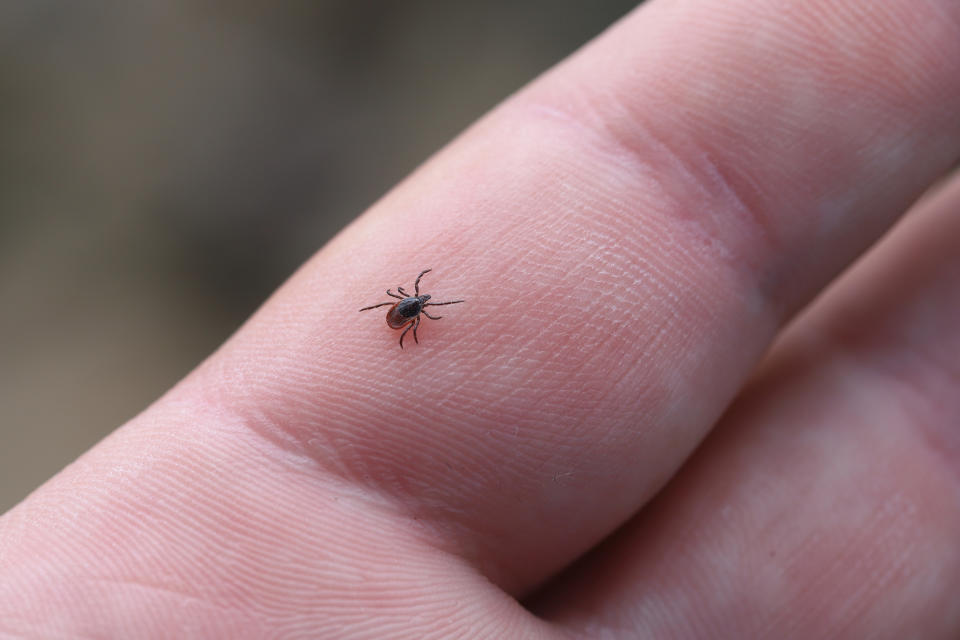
2;0;960;637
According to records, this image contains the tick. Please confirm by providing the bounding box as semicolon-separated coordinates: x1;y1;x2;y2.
359;268;464;348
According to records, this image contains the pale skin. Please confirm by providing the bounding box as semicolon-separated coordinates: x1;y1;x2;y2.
3;0;960;637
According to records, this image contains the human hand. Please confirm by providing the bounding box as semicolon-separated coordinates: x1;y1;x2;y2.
2;0;960;637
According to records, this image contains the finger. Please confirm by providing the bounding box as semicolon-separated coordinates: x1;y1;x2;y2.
533;173;960;638
206;0;960;592
2;0;960;632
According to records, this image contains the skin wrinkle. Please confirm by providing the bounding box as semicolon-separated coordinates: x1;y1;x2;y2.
804;499;926;635
772;480;916;635
5;394;521;633
525;88;788;331
849;347;960;482
907;343;960;461
498;107;760;409
625;89;784;271
85;578;265;637
553;0;960;317
551;34;788;260
527;93;770;267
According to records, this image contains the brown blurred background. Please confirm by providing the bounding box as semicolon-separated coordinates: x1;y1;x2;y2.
0;1;639;511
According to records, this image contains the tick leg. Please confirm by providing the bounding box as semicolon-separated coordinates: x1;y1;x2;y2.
399;320;415;349
397;286;410;296
422;310;442;320
359;301;394;311
424;299;464;307
386;289;404;299
413;268;432;296
413;315;421;344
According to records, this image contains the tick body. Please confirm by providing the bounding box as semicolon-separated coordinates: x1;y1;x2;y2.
359;269;464;348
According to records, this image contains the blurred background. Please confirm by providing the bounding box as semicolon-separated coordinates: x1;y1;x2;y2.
0;0;639;511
